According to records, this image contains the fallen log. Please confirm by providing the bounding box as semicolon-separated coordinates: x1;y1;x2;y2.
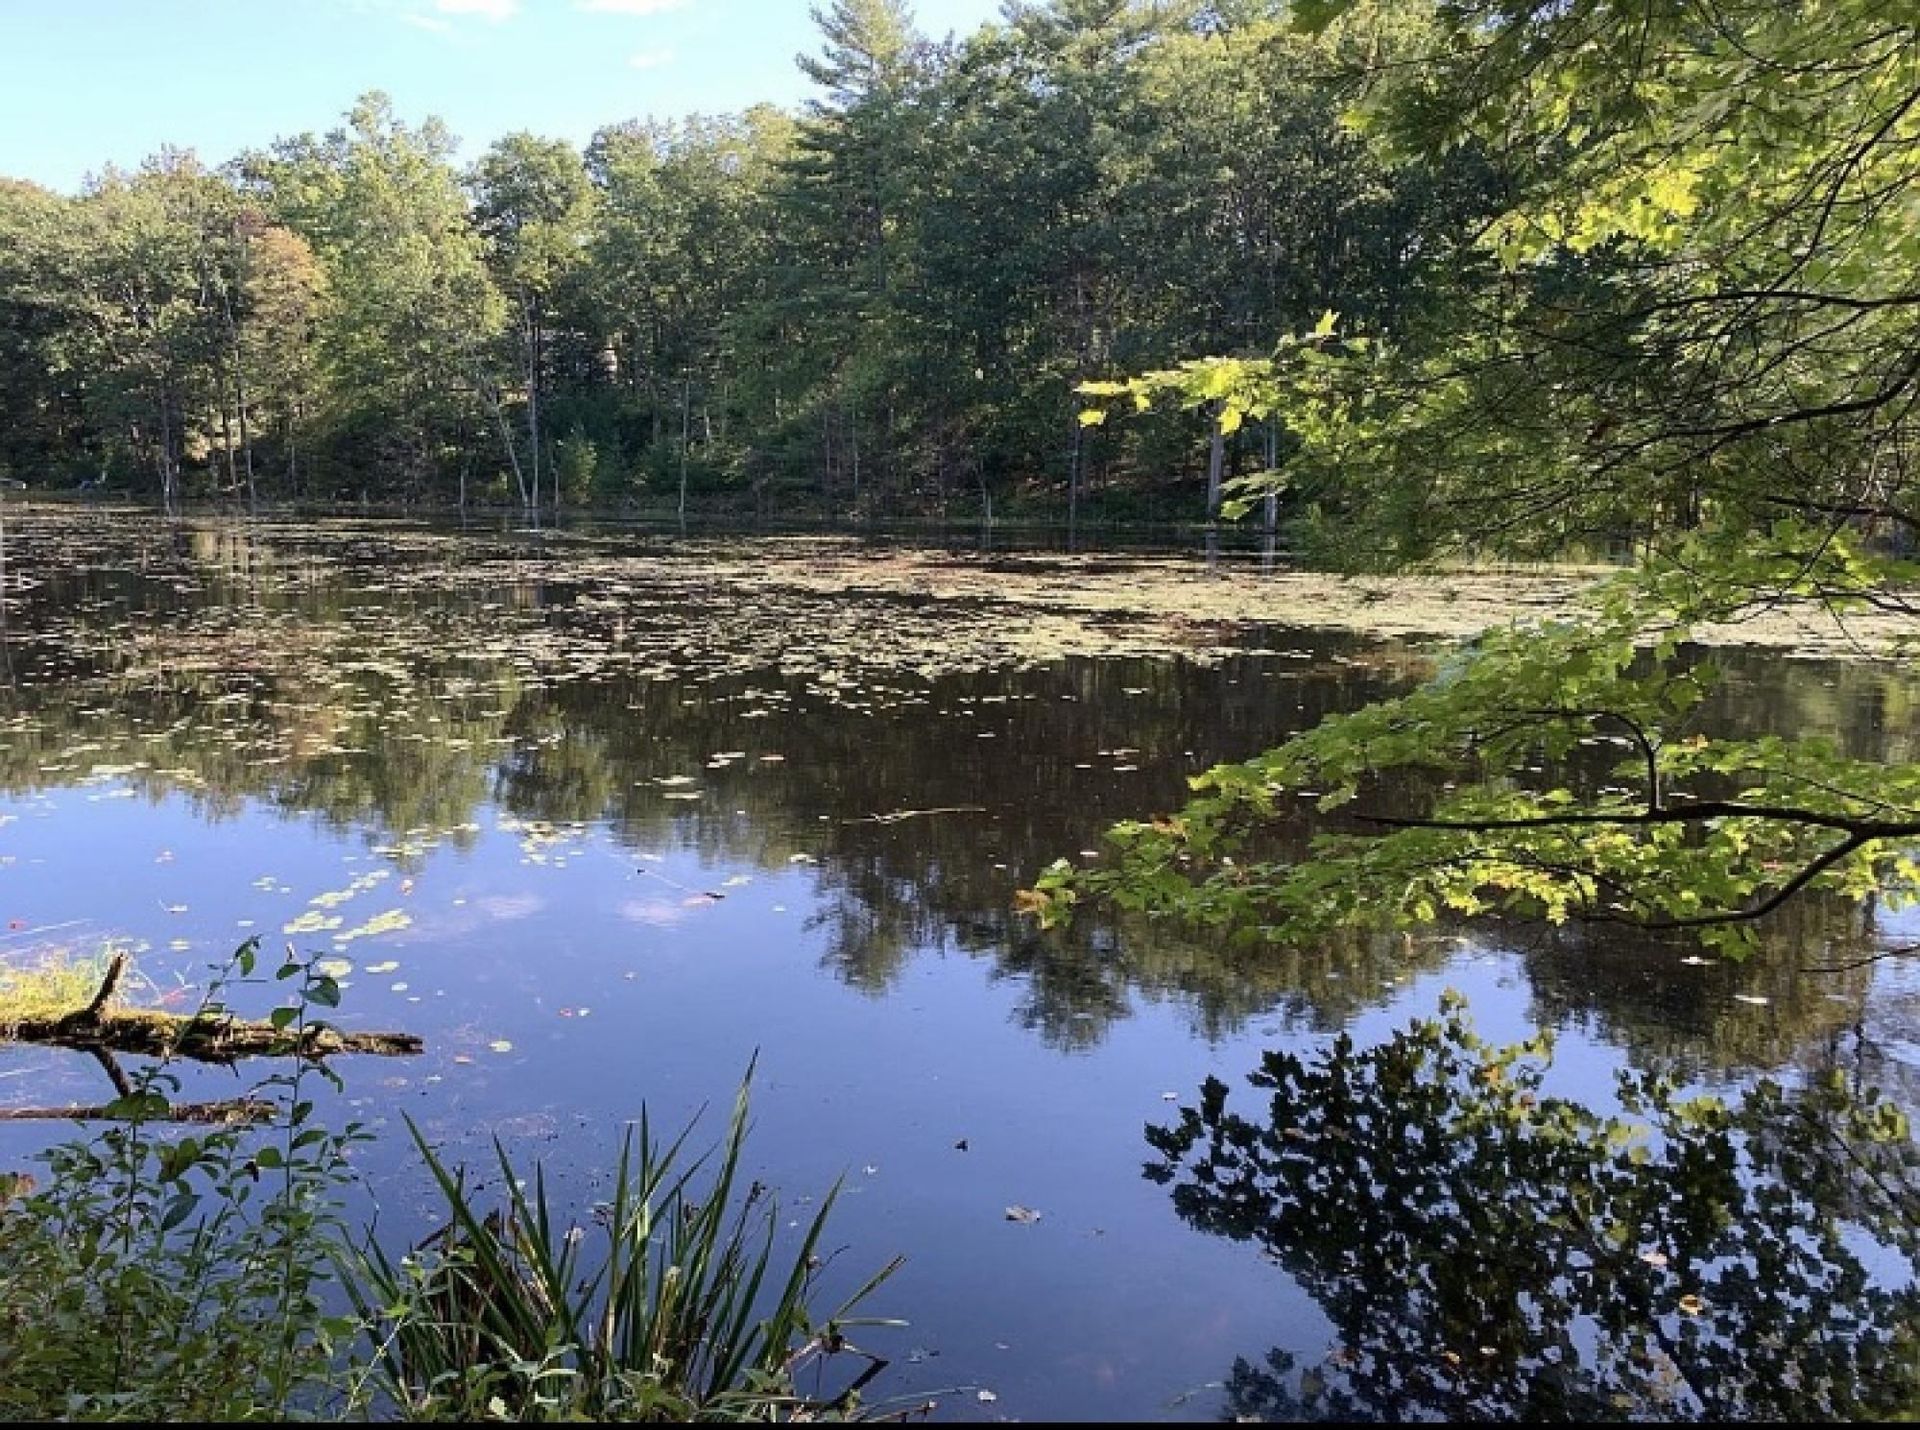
6;1009;424;1064
3;954;423;1065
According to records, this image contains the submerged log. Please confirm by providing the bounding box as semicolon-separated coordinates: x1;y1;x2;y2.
0;1098;276;1125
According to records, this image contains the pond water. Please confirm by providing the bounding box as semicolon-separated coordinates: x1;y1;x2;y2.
3;506;1919;1420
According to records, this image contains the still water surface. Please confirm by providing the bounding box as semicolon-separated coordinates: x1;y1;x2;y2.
2;508;1918;1419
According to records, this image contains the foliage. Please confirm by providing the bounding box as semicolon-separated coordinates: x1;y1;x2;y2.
1027;524;1920;956
1039;0;1920;947
0;937;897;1421
1105;0;1920;567
250;95;506;502
344;1066;903;1421
0;4;1487;515
1148;994;1920;1420
0;939;366;1420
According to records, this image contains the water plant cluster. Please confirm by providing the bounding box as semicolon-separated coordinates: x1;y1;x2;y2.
0;943;905;1423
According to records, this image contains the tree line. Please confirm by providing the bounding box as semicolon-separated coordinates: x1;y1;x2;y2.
0;0;1492;518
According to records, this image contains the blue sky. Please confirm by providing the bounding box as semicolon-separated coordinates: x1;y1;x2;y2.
0;0;1006;192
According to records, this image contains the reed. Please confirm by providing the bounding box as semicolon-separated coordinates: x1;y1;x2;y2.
346;1065;903;1421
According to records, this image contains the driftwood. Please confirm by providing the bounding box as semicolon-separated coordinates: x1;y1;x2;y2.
3;954;424;1065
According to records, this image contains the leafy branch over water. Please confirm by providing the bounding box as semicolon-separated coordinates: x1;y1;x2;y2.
1039;0;1920;956
1027;529;1920;957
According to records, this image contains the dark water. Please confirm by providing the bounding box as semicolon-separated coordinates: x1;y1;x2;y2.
2;508;1917;1420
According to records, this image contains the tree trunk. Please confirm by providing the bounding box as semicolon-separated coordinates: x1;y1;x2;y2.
6;954;423;1064
219;391;237;496
850;406;861;514
1068;417;1083;531
821;403;834;506
524;299;543;516
221;282;255;507
156;383;179;514
1263;423;1280;546
0;1098;277;1125
475;361;530;508
678;374;691;524
235;364;255;508
1206;403;1226;520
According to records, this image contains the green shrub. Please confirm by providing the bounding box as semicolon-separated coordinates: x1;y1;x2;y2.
0;941;365;1420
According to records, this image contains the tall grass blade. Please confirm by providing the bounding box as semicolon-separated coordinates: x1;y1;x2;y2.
345;1065;900;1420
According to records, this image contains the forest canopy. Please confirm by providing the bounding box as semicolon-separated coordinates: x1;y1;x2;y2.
0;0;1492;519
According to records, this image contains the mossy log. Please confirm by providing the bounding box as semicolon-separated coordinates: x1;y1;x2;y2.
2;955;423;1065
6;1011;424;1064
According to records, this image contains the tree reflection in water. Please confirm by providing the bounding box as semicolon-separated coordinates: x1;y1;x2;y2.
1147;993;1920;1421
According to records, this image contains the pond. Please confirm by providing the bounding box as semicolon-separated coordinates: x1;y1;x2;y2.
3;505;1918;1420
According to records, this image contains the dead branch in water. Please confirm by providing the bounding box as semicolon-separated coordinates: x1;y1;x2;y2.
841;805;988;825
0;1098;276;1125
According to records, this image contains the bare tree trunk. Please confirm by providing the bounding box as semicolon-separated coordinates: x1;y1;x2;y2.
678;374;691;525
821;403;834;506
0;484;12;684
524;300;543;517
156;384;179;515
475;362;530;508
1205;403;1226;520
221;282;255;508
885;394;896;505
219;391;236;496
850;406;861;514
235;364;255;508
1068;417;1083;532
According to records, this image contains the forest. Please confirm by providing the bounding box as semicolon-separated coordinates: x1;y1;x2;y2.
0;0;1491;520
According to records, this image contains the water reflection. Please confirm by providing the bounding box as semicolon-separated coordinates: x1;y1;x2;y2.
4;510;1919;1072
10;509;1920;1420
1148;998;1920;1421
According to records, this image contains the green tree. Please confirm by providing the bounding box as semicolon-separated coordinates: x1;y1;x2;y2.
72;154;254;509
0;179;82;486
253;93;505;501
587;108;793;510
759;0;925;511
231;221;325;499
471;133;595;512
1036;0;1920;952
